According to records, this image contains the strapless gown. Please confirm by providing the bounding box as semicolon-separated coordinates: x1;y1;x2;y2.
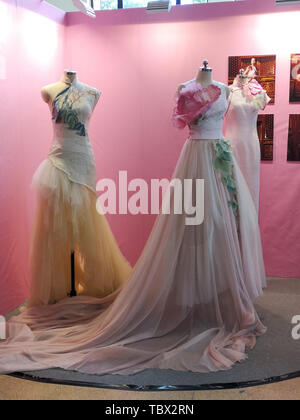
28;80;131;307
0;81;266;375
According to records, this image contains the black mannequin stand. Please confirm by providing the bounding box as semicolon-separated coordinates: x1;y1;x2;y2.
68;251;77;297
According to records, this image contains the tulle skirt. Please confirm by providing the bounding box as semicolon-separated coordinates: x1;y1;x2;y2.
0;138;266;374
28;158;132;307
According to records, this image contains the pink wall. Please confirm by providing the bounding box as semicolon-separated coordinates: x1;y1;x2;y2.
1;0;300;314
65;0;300;278
0;0;66;313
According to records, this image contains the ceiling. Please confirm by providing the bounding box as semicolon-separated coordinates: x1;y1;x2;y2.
44;0;80;12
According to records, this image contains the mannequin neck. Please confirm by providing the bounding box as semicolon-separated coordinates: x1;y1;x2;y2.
238;76;248;85
195;69;213;87
61;70;78;86
235;75;248;87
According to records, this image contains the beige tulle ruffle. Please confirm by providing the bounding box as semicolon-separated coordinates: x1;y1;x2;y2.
28;158;132;307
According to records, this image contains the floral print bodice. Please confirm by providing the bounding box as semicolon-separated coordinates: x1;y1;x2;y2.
47;80;101;193
52;82;100;137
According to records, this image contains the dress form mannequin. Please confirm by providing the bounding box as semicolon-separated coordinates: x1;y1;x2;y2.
237;69;248;86
195;60;213;87
41;70;76;103
178;60;230;99
41;70;82;298
225;68;271;214
42;70;82;108
26;70;131;307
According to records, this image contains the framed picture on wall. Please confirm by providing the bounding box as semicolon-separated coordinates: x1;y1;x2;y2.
290;54;300;103
228;55;276;103
287;115;300;161
257;114;274;161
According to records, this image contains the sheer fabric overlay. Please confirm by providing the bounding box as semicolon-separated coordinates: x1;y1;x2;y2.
0;81;266;375
29;159;131;307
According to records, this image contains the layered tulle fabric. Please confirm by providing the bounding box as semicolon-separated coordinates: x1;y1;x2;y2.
0;135;266;375
0;81;266;375
28;158;132;307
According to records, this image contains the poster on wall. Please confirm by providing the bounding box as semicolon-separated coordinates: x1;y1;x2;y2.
257;114;274;161
290;54;300;103
228;55;276;103
287;115;300;161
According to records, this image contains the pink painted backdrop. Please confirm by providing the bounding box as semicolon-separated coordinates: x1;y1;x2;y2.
1;0;300;314
0;0;66;313
65;0;300;277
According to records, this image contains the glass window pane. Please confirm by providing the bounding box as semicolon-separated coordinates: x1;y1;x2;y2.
123;0;148;8
93;0;239;10
181;0;237;4
95;0;118;10
181;0;207;4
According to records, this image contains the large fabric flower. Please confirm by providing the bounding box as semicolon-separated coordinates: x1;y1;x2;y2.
233;76;263;99
173;82;221;129
232;76;270;110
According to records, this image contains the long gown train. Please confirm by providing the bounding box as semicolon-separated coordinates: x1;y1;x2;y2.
0;81;266;374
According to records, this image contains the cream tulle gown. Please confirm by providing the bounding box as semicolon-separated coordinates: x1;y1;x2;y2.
0;81;266;375
28;78;131;307
225;77;271;213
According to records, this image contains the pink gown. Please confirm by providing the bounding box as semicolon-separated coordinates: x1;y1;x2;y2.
225;77;271;213
0;81;266;375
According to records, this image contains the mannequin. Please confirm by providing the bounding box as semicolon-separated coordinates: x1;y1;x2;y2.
225;68;271;214
195;59;213;87
41;70;86;298
178;60;230;99
239;68;248;82
235;68;249;87
41;70;85;108
28;70;131;307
